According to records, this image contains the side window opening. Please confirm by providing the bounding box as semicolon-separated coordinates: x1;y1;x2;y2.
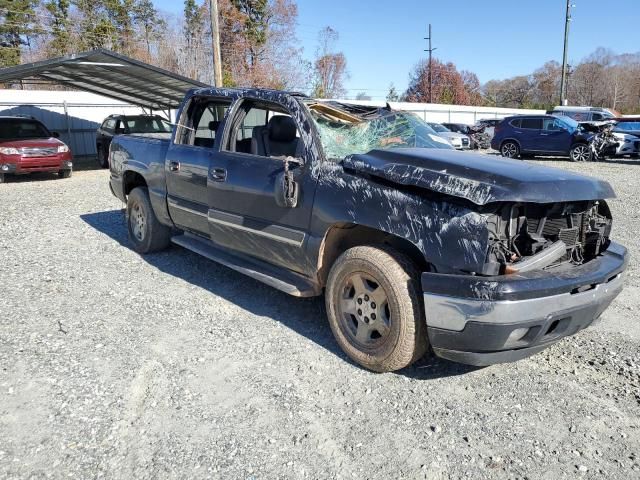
177;97;231;148
520;118;542;130
224;99;301;158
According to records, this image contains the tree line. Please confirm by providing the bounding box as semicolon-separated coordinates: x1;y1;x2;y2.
402;48;640;113
1;1;638;112
0;0;349;97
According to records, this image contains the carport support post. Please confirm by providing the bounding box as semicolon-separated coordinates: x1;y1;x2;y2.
63;100;71;144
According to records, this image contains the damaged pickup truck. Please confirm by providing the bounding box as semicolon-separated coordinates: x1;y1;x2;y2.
108;87;628;372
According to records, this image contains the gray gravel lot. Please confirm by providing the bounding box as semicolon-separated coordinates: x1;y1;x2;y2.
1;160;639;479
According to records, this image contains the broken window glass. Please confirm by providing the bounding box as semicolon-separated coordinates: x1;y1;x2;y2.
305;102;452;161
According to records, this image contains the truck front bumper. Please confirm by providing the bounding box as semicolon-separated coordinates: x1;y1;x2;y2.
422;242;628;366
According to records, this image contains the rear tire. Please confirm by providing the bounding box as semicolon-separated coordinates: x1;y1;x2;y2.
58;169;72;179
570;144;592;162
500;141;520;159
325;245;428;372
126;186;171;253
97;146;108;169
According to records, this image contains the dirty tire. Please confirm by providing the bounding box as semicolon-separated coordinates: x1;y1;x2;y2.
570;144;592;162
0;173;4;184
126;186;171;254
500;141;520;159
97;147;108;168
58;169;72;179
325;245;428;373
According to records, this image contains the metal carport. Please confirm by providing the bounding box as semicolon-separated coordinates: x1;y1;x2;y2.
0;49;209;113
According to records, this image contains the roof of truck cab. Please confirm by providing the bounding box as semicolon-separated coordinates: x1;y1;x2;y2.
0;49;208;111
190;86;309;98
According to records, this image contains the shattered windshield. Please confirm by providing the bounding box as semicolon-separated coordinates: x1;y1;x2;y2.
306;102;452;160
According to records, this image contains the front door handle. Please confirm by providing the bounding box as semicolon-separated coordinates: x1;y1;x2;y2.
210;167;227;182
169;161;180;172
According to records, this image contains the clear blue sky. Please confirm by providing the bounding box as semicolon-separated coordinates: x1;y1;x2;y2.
154;0;640;99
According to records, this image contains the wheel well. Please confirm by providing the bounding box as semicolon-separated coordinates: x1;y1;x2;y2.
122;171;147;196
316;223;429;287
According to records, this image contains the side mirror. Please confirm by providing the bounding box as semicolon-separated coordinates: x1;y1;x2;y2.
275;157;302;208
52;131;60;138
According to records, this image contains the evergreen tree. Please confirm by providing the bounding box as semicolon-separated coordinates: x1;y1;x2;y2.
133;0;165;57
386;83;400;102
0;0;37;66
44;0;71;56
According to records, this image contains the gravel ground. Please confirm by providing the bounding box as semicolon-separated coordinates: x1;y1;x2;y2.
1;160;639;480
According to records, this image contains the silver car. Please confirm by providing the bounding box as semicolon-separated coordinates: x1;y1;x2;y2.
426;122;471;150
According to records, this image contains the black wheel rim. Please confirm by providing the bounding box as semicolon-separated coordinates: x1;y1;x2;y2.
337;272;391;350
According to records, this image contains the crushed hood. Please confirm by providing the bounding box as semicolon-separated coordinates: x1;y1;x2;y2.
342;148;615;206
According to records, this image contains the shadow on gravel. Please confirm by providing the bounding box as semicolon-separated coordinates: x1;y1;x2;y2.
2;172;61;183
81;209;474;380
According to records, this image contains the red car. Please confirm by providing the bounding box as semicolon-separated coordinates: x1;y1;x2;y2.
0;117;73;183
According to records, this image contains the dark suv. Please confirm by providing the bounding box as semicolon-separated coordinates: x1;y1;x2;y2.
96;114;171;168
491;115;595;161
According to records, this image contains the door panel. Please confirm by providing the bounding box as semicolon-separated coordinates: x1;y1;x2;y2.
533;118;572;153
518;118;543;151
165;97;231;235
165;144;210;233
207;151;316;273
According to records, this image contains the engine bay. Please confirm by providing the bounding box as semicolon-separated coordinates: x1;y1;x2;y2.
486;200;612;275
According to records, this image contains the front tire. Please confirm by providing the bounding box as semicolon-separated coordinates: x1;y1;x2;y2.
126;187;171;253
325;245;428;372
58;169;72;179
500;141;520;159
0;173;5;183
570;144;592;162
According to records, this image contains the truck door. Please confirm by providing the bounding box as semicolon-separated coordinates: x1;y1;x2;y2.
165;96;231;234
206;97;319;274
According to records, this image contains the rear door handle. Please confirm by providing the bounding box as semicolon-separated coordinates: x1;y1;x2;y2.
210;167;227;182
169;161;180;172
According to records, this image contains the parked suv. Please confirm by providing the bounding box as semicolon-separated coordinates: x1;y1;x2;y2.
96;114;171;168
492;115;596;161
0;116;73;183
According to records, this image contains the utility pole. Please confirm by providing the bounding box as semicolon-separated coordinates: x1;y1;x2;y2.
209;0;223;87
424;24;437;103
560;0;573;105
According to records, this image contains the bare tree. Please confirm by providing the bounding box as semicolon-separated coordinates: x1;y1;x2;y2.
311;27;348;98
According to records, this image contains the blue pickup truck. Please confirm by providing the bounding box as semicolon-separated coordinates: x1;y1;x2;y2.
108;87;628;372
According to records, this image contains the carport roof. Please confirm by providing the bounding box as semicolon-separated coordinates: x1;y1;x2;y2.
0;49;209;111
